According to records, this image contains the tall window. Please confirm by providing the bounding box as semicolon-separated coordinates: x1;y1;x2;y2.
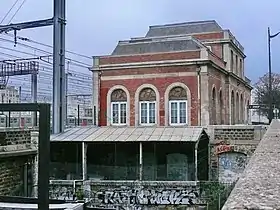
168;87;188;125
235;54;238;75
231;91;235;125
219;90;224;124
111;89;127;125
239;58;243;78
230;50;234;72
240;94;244;123
212;87;217;125
139;88;156;125
236;92;240;124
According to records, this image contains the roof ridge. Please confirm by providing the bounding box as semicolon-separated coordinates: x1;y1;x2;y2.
149;20;219;29
117;35;199;46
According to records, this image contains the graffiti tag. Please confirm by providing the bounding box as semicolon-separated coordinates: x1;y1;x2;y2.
93;188;199;206
215;145;233;155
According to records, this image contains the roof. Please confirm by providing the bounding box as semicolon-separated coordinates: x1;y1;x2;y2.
145;20;223;37
222;119;280;210
50;126;206;142
111;37;202;55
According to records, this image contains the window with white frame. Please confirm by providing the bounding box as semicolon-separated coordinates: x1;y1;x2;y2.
110;89;127;125
168;87;188;125
139;88;156;125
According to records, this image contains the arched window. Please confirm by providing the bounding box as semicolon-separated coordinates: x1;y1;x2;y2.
111;89;127;125
240;94;244;123
231;91;235;124
139;88;156;125
212;87;217;125
246;100;250;124
219;90;223;124
168;87;188;125
236;92;240;124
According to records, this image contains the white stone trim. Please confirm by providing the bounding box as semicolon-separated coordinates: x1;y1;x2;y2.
106;85;130;126
164;82;192;126
134;84;160;126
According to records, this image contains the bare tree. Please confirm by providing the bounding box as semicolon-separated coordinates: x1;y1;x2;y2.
254;72;280;117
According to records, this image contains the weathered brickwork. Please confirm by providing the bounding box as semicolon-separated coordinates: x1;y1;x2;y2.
206;125;267;183
100;68;199;126
0;128;37;197
0;156;31;196
99;51;201;65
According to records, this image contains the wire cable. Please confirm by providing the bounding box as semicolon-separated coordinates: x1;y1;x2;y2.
0;0;19;24
7;0;27;24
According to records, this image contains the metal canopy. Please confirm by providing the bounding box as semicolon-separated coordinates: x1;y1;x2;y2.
51;126;205;142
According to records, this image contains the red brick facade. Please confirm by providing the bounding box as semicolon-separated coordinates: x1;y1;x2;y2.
92;21;252;127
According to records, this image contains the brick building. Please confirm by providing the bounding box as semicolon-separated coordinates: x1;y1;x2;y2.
91;20;252;126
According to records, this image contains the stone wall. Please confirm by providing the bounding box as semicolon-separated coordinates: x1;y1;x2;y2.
0;128;37;197
222;120;280;209
206;125;267;182
0;156;31;196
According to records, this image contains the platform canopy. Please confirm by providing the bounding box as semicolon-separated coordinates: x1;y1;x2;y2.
50;126;206;143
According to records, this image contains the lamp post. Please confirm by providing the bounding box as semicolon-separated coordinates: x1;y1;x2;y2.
268;27;280;123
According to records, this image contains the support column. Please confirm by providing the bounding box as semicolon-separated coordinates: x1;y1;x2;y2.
52;0;66;134
92;57;100;126
139;142;143;181
194;143;198;182
31;73;37;126
82;142;87;181
199;66;210;126
31;131;39;197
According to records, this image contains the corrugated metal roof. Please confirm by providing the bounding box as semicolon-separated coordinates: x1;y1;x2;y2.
50;126;205;142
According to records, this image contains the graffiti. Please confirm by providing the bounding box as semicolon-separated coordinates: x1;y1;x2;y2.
215;144;233;155
220;157;232;170
218;152;247;183
49;185;76;201
90;187;199;206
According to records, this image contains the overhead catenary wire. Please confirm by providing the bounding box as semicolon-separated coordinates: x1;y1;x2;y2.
7;0;27;24
0;34;92;66
0;0;19;24
0;51;92;101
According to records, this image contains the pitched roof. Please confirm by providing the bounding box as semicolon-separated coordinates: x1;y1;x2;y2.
145;20;223;37
111;36;202;55
50;126;206;142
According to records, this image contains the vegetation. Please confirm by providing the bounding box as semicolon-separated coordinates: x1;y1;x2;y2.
254;72;280;117
200;181;235;210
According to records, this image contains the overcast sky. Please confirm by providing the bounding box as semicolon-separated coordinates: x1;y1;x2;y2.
1;0;280;83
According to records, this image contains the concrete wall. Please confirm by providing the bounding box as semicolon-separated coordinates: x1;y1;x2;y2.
206;125;267;183
0;128;37;196
222;120;280;209
49;180;206;209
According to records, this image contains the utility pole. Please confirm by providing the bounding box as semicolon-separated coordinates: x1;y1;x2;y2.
53;0;66;134
0;1;66;209
0;0;66;134
268;27;280;123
